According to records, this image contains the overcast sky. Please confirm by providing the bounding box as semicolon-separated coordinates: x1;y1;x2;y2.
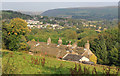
1;0;119;2
2;2;118;12
1;0;119;12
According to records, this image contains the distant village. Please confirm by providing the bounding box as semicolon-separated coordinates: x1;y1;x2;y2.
26;20;64;30
25;16;107;32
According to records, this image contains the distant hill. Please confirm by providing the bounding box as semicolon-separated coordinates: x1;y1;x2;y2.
2;10;33;20
41;6;118;20
19;11;43;15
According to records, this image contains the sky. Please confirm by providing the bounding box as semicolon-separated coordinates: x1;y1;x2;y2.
2;2;118;12
1;0;119;12
1;0;119;2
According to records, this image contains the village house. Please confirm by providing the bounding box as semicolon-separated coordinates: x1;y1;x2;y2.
27;25;36;29
62;40;97;64
26;19;64;30
27;38;97;64
36;25;41;28
62;54;89;62
26;20;40;25
90;25;94;27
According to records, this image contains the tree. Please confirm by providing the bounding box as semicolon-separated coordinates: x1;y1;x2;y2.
2;21;9;49
61;29;77;40
90;27;119;65
109;46;119;66
98;35;109;64
2;18;30;51
8;18;29;35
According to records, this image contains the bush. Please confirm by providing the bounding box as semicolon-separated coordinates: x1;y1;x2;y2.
89;54;97;64
31;39;35;41
18;42;30;51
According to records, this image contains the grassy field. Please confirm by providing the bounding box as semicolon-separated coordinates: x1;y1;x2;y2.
2;50;120;75
0;58;2;75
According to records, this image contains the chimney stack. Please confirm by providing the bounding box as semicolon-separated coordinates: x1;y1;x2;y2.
47;37;51;45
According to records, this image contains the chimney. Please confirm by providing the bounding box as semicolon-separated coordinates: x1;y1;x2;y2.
47;37;51;45
85;40;90;50
58;37;62;45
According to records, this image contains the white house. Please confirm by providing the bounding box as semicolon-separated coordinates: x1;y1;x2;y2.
62;54;89;62
79;56;89;62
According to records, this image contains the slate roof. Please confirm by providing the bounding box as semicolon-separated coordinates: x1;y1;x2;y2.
27;41;96;61
74;47;85;55
81;49;93;58
62;54;83;61
27;41;67;57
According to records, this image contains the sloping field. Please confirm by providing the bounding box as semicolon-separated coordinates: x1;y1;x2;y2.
2;50;120;74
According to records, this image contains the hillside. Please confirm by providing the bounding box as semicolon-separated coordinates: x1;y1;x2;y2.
2;10;33;20
2;50;120;74
41;6;118;20
19;11;43;15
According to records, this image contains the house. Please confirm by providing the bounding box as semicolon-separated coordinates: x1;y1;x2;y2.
79;56;89;62
27;25;37;29
62;40;97;64
90;25;94;27
27;39;97;64
62;54;89;62
27;20;39;25
27;41;67;57
52;24;59;28
36;25;41;28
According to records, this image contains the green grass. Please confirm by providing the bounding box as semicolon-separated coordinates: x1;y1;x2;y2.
0;58;2;75
2;50;120;74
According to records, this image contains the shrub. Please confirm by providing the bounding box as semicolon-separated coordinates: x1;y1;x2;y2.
31;39;35;41
89;54;97;64
41;58;45;67
70;63;90;75
18;42;30;51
